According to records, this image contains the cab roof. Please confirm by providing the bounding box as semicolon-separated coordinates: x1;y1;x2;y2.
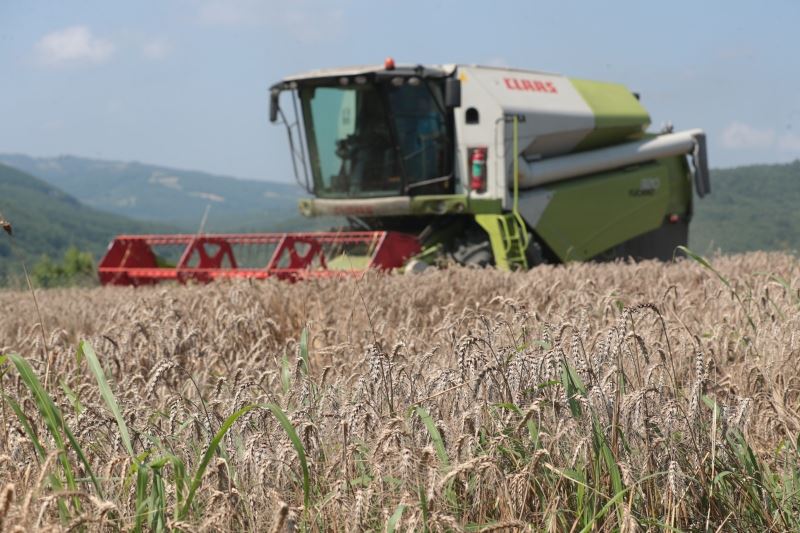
271;63;562;91
280;63;456;84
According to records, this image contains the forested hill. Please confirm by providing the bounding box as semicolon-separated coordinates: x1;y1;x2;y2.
0;163;167;281
0;153;304;230
690;160;800;254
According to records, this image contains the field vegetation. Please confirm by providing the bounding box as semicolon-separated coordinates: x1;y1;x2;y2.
1;252;799;531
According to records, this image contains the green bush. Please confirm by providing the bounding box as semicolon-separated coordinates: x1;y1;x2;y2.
31;246;96;287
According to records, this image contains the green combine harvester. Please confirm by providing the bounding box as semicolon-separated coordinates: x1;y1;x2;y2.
99;59;710;285
269;59;709;270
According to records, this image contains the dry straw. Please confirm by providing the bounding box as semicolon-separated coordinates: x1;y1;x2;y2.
0;251;799;530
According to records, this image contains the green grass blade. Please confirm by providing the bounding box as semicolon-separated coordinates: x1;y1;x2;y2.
60;412;105;496
768;273;800;307
578;482;631;533
561;361;585;418
78;341;134;457
173;456;187;519
8;389;71;519
526;419;541;449
494;402;522;415
595;421;622;490
280;352;292;394
556;469;664;533
415;407;449;469
8;353;78;491
59;378;83;416
299;327;310;375
3;356;69;517
265;402;311;510
387;503;406;533
134;464;150;532
676;245;731;289
592;417;623;523
180;404;256;519
677;245;756;331
148;466;167;532
4;393;47;460
8;353;65;446
148;453;186;518
418;484;430;533
8;353;105;498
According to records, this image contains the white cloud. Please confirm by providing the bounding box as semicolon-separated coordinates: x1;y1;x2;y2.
284;6;343;43
721;121;800;156
777;132;800;153
141;38;170;60
195;0;343;43
720;121;775;150
35;26;115;67
197;0;253;25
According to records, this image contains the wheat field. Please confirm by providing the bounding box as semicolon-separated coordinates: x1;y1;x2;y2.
1;252;799;531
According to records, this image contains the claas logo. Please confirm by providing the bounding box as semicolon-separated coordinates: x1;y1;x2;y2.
503;78;558;94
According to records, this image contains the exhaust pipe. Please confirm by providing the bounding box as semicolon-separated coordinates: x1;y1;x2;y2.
515;129;710;197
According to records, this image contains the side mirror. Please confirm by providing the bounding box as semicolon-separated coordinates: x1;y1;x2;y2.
445;78;461;108
269;89;280;122
692;132;711;197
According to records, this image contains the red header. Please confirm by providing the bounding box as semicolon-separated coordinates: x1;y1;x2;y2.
503;78;558;94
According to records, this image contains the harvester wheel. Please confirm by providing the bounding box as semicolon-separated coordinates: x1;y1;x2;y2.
452;232;493;267
525;237;545;267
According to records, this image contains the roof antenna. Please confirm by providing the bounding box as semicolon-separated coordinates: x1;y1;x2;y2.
197;203;211;236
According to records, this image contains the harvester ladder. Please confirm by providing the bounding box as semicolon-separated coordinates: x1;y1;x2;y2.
475;115;530;271
476;213;529;270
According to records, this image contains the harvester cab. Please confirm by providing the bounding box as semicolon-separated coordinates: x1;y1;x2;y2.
98;60;709;285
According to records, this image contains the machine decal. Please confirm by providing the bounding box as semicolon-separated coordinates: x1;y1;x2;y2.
629;177;661;197
329;205;375;215
503;78;558;94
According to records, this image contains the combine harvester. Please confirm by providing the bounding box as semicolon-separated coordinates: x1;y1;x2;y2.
99;59;709;285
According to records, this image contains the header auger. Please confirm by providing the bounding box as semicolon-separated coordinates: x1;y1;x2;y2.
99;60;709;285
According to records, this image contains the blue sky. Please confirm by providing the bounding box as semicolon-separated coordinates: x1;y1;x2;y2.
1;0;798;182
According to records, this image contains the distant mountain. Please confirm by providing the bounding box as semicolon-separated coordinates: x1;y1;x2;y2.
0;163;170;281
0;153;308;231
2;152;797;262
690;160;800;254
